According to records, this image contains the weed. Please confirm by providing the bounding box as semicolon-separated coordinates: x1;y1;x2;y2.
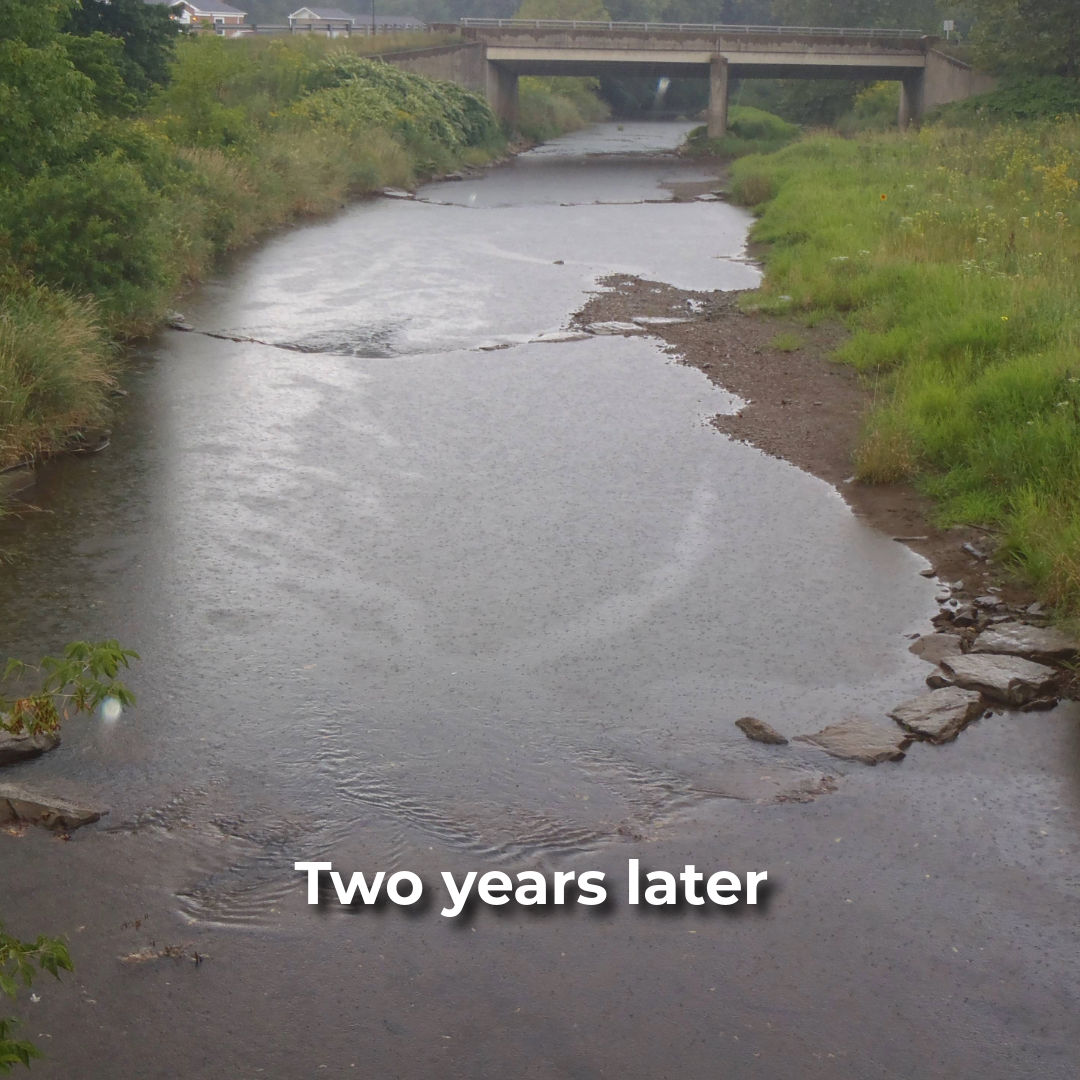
770;331;803;352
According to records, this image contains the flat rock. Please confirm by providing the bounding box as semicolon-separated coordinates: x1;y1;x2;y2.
630;316;692;326
735;716;788;746
1019;697;1060;712
0;729;60;766
583;321;646;335
970;621;1079;665
887;686;984;743
938;653;1059;706
908;633;964;666
951;605;977;627
794;717;911;765
0;785;103;831
380;187;414;200
531;330;592;343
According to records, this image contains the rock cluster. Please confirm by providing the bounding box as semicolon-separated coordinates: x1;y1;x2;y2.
1;727;104;832
739;607;1076;768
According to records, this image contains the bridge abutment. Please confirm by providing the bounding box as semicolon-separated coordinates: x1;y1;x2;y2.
485;62;519;130
707;56;730;138
898;71;925;129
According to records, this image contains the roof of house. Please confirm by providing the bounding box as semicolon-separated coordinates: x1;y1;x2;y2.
369;14;425;25
144;0;248;15
288;7;357;20
288;8;424;24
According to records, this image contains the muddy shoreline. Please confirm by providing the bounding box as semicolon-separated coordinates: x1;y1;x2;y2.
574;273;1040;614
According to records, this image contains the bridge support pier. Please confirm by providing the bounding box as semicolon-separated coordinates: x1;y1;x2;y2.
898;71;925;129
485;62;519;130
707;55;729;138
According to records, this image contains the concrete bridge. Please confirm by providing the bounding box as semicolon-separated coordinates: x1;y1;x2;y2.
421;19;994;133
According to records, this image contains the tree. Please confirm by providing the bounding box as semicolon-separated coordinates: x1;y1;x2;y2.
0;927;73;1073
65;0;180;96
515;0;611;19
0;1;95;182
771;0;945;32
962;0;1080;77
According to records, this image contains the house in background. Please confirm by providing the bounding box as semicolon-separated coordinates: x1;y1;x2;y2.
143;0;248;34
144;0;249;36
286;7;426;35
287;7;356;36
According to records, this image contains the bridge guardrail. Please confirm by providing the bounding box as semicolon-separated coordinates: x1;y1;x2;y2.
458;18;926;39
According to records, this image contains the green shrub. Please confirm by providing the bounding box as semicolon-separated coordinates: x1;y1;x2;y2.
0;276;115;465
933;75;1080;124
838;82;900;135
2;154;176;325
682;107;799;161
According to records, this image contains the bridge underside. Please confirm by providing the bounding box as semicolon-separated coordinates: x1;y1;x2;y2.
485;49;923;81
484;49;926;136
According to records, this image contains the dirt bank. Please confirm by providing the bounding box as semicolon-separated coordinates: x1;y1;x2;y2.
574;273;1033;611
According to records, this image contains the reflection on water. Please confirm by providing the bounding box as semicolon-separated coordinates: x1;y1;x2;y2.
0;122;936;926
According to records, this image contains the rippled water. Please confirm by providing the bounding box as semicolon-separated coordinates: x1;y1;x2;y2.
5;122;1075;1080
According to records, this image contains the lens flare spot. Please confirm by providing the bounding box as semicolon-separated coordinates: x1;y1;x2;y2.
100;696;122;723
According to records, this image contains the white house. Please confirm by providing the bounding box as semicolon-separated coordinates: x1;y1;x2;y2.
287;7;425;35
287;7;357;36
144;0;249;36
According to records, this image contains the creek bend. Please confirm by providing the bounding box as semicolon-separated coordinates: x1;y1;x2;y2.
2;121;1079;1078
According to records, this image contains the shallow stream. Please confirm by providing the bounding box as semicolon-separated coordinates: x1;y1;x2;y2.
2;121;1078;1079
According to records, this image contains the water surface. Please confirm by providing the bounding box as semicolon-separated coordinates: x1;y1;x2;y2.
2;120;1077;1079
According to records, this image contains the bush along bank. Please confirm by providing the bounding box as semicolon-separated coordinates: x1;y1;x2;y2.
516;76;610;143
681;107;800;160
729;120;1080;614
0;29;506;472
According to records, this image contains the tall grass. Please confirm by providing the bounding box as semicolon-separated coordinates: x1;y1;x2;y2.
0;34;513;469
0;279;116;464
731;120;1080;610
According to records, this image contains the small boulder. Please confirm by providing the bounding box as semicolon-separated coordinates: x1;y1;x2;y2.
794;717;911;765
735;716;788;746
1019;697;1060;712
0;785;103;831
908;633;964;666
887;687;984;743
951;605;978;628
0;729;60;767
938;653;1059;706
970;622;1079;666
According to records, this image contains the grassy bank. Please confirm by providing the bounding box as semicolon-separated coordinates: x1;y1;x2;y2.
681;106;800;159
0;30;505;470
517;76;610;142
730;119;1080;611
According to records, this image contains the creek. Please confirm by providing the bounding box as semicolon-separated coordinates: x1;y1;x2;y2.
1;121;1078;1079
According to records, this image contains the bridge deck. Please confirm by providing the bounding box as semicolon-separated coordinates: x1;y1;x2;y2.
449;20;930;79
